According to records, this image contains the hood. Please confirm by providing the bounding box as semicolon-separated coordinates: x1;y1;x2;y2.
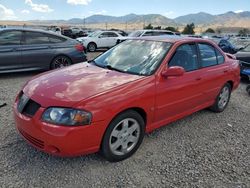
23;63;142;108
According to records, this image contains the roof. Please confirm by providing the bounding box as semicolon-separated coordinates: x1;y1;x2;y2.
133;35;216;44
0;28;69;39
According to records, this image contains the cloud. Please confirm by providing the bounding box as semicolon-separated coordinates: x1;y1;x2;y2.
67;0;92;5
21;9;30;14
0;4;17;20
234;10;244;13
25;0;53;13
88;10;107;15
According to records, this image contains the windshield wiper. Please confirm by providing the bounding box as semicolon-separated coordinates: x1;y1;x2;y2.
105;65;125;73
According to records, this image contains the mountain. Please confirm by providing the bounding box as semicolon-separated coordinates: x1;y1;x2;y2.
174;12;215;25
21;11;250;29
69;13;177;26
174;11;250;27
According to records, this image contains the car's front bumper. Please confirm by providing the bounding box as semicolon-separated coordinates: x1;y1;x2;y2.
13;101;107;157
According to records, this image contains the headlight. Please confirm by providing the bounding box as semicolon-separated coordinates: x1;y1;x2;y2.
42;108;92;126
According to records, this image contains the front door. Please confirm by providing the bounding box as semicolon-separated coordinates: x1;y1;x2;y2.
0;30;22;72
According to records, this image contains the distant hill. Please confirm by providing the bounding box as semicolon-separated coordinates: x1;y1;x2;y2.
2;11;249;30
174;11;250;27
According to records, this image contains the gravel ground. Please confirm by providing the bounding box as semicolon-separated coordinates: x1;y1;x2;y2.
0;53;249;187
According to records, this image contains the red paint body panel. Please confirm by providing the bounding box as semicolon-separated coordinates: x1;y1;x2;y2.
14;38;240;157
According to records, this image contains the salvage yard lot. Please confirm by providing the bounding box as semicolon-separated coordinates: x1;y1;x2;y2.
0;52;249;187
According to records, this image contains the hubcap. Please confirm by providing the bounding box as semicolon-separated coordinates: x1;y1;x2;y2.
54;57;70;69
89;44;96;51
109;118;140;156
218;86;229;109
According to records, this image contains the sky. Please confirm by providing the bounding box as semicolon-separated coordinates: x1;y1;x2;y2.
0;0;249;20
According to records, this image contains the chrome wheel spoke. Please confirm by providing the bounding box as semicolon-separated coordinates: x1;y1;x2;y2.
109;118;140;156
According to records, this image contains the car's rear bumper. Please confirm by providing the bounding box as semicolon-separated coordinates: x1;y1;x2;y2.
13;102;107;157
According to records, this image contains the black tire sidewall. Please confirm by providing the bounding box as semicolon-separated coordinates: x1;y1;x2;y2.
87;43;96;52
212;83;232;112
101;110;145;162
51;56;72;70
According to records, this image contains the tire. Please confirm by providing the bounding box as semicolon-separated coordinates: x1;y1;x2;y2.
87;42;97;52
210;83;231;112
101;110;145;162
246;85;250;95
50;55;72;70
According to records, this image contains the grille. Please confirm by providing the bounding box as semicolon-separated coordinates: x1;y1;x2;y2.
23;99;41;117
18;92;41;117
19;129;44;149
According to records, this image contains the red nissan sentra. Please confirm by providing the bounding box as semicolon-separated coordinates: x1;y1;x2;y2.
14;37;240;162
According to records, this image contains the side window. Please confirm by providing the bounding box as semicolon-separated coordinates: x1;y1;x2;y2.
168;44;199;72
216;49;225;64
25;32;50;44
198;43;217;67
142;31;154;36
48;35;66;43
108;32;118;37
99;32;109;38
0;31;22;45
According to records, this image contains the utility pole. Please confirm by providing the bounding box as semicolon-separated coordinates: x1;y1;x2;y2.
105;22;108;30
83;16;86;29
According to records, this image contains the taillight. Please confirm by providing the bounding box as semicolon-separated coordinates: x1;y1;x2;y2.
75;43;85;52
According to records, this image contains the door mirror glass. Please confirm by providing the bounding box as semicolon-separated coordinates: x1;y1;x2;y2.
162;66;185;78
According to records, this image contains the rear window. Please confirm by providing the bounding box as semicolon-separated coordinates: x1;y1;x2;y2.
48;35;67;43
216;49;225;64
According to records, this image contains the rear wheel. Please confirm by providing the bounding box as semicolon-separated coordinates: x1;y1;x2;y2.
87;42;97;52
51;56;72;70
210;83;231;112
101;110;145;162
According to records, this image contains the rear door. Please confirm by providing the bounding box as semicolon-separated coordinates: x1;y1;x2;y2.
21;31;56;70
197;43;228;102
0;30;22;72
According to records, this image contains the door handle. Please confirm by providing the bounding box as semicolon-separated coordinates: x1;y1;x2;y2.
224;70;229;73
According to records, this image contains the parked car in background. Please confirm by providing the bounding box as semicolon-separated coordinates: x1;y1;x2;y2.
235;45;250;81
128;30;178;38
218;39;243;54
14;37;240;162
0;28;87;73
77;30;124;52
116;29;180;44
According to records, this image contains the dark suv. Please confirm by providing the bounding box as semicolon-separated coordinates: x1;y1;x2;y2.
0;28;87;73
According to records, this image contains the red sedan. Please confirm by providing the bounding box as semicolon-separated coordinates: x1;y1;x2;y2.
14;37;240;162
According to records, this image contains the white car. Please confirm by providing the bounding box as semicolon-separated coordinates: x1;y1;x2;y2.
128;30;179;37
77;30;124;52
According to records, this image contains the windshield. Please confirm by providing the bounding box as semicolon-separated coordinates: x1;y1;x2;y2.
88;31;101;37
93;40;172;76
128;31;143;37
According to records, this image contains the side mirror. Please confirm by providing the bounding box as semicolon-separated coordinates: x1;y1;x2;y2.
161;66;185;78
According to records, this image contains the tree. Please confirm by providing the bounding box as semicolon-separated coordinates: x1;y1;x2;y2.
154;26;161;30
144;23;153;30
164;26;179;32
239;28;249;36
204;28;215;33
182;23;195;35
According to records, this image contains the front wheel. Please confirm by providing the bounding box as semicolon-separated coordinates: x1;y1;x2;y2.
210;83;231;112
101;110;145;162
51;56;72;70
87;42;97;52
